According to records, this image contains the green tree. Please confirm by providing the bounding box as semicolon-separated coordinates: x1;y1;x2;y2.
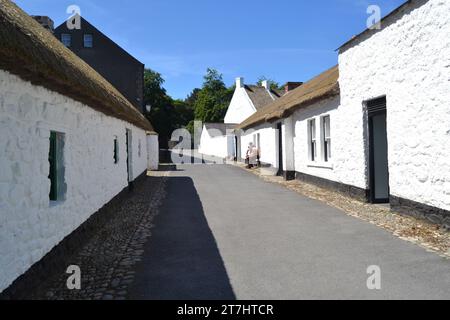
185;88;201;107
143;68;196;147
143;69;175;148
193;68;233;123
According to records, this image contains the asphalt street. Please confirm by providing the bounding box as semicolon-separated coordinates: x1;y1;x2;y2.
129;164;450;300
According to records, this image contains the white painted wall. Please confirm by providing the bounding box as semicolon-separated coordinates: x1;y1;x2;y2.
339;0;450;210
224;86;256;125
147;134;159;170
240;124;278;168
198;125;228;159
0;70;149;292
292;96;344;183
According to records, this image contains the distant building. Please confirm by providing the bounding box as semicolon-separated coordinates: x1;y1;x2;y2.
199;78;286;160
31;15;54;33
54;16;145;112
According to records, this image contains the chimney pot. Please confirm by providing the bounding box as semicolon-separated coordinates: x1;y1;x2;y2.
262;80;270;90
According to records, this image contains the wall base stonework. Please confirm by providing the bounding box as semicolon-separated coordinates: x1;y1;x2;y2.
283;171;296;181
295;171;369;203
0;170;148;300
391;196;450;230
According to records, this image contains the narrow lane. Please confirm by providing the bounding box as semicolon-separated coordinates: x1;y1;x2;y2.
129;164;450;300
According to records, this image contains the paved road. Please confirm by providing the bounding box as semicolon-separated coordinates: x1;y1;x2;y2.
129;164;450;300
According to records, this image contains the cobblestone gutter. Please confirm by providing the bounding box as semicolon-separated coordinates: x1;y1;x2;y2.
23;172;168;300
237;164;450;259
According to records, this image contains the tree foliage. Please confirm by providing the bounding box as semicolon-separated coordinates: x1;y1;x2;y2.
143;67;234;147
143;68;194;148
193;68;233;123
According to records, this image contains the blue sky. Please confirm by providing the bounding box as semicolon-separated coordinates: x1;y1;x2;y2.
14;0;405;99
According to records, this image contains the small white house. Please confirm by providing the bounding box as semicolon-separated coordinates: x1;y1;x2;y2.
198;77;284;159
0;2;157;294
237;66;339;179
198;123;235;159
236;0;450;226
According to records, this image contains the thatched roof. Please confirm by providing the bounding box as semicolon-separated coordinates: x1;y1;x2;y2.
237;65;339;130
0;0;156;134
245;85;283;110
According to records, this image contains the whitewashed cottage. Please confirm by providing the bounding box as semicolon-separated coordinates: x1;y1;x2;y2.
237;0;450;227
337;0;450;225
236;66;339;179
198;78;285;159
0;1;158;294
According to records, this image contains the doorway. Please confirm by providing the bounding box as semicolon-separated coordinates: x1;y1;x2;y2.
367;97;390;203
277;123;283;176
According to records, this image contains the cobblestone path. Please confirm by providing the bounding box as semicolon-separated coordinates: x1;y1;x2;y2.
25;173;167;300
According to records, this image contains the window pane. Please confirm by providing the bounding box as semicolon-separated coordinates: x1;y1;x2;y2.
323;116;330;138
310;119;316;140
61;34;71;47
327;139;331;159
84;34;93;48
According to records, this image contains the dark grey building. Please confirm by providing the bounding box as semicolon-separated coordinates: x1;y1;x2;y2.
54;16;144;112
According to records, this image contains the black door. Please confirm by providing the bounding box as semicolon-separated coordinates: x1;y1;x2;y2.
367;97;390;203
277;123;283;176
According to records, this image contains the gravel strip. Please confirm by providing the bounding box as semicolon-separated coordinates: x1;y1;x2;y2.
237;163;450;259
25;171;169;300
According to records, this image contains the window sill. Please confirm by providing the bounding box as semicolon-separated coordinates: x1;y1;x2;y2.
307;161;334;170
50;200;65;207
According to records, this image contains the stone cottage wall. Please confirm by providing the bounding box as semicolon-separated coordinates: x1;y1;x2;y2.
339;0;450;216
240;124;278;168
198;127;229;159
289;96;369;200
0;70;148;292
147;134;159;170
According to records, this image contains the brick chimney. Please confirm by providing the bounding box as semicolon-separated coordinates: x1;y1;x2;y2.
236;77;244;88
284;82;303;93
32;16;55;33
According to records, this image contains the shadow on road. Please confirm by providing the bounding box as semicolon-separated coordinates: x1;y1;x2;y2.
128;176;236;300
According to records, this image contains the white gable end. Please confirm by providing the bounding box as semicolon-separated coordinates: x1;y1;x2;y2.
224;87;256;124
